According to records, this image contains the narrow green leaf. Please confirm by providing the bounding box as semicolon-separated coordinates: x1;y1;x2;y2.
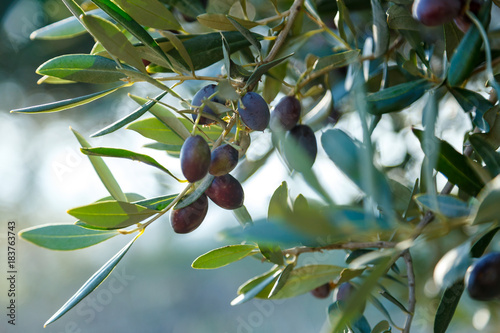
321;129;393;218
237;267;280;295
113;0;180;30
336;0;357;44
10;85;123;114
330;256;395;332
127;117;186;145
469;134;500;177
245;53;294;89
192;244;257;269
371;320;391;333
61;0;85;18
415;194;471;218
433;281;464;333
370;296;402;330
386;4;419;31
313;50;360;72
227;15;261;52
81;14;146;73
434;224;500;332
222;219;320;247
174;174;215;209
30;9;106;40
259;244;284;266
472;174;500;224
81;147;181;181
302;89;334;128
263;61;287;103
271;265;345;299
371;0;389;58
67;200;157;229
91;90;168;137
231;270;281;305
128;94;191;140
413;129;484;196
449;87;493;132
146;31;260;73
447;0;492;87
232;205;253;227
268;264;294;298
133;194;178;211
37;75;77;84
366;79;433;115
91;0;172;68
159;30;193;73
433;241;472;290
470;227;500;258
19;224;119;251
268;181;291;219
158;0;203;18
336;268;366;285
36;54;133;84
399;30;430;69
44;231;142;327
197;13;258;31
379;291;409;314
71;128;127;202
444;22;464;61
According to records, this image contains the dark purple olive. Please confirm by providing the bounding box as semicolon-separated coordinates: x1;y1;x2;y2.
453;0;483;32
271;96;301;131
284;124;317;172
180;135;211;183
209;144;239;176
466;252;500;301
170;194;208;233
336;282;365;312
238;92;270;131
192;84;226;125
205;174;244;210
412;0;464;26
311;283;331;299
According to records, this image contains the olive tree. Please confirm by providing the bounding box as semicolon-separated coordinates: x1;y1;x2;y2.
13;0;500;331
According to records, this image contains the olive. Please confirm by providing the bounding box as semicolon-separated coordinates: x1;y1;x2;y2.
205;174;244;210
209;144;239;176
180;135;211;183
453;0;483;33
412;0;464;26
335;282;365;312
238;92;270;131
270;96;301;131
466;252;500;301
170;194;209;233
192;84;226;125
311;283;331;299
283;124;317;172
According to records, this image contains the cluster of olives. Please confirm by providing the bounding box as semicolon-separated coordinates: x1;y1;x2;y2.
466;252;500;301
271;96;318;172
171;84;272;233
171;134;243;233
412;0;482;31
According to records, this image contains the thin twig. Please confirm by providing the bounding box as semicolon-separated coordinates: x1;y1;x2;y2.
402;250;416;333
247;0;303;92
283;241;397;256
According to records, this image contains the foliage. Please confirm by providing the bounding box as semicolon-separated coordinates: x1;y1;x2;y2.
12;0;500;331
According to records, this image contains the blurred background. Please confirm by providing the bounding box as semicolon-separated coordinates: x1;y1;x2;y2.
0;0;498;332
